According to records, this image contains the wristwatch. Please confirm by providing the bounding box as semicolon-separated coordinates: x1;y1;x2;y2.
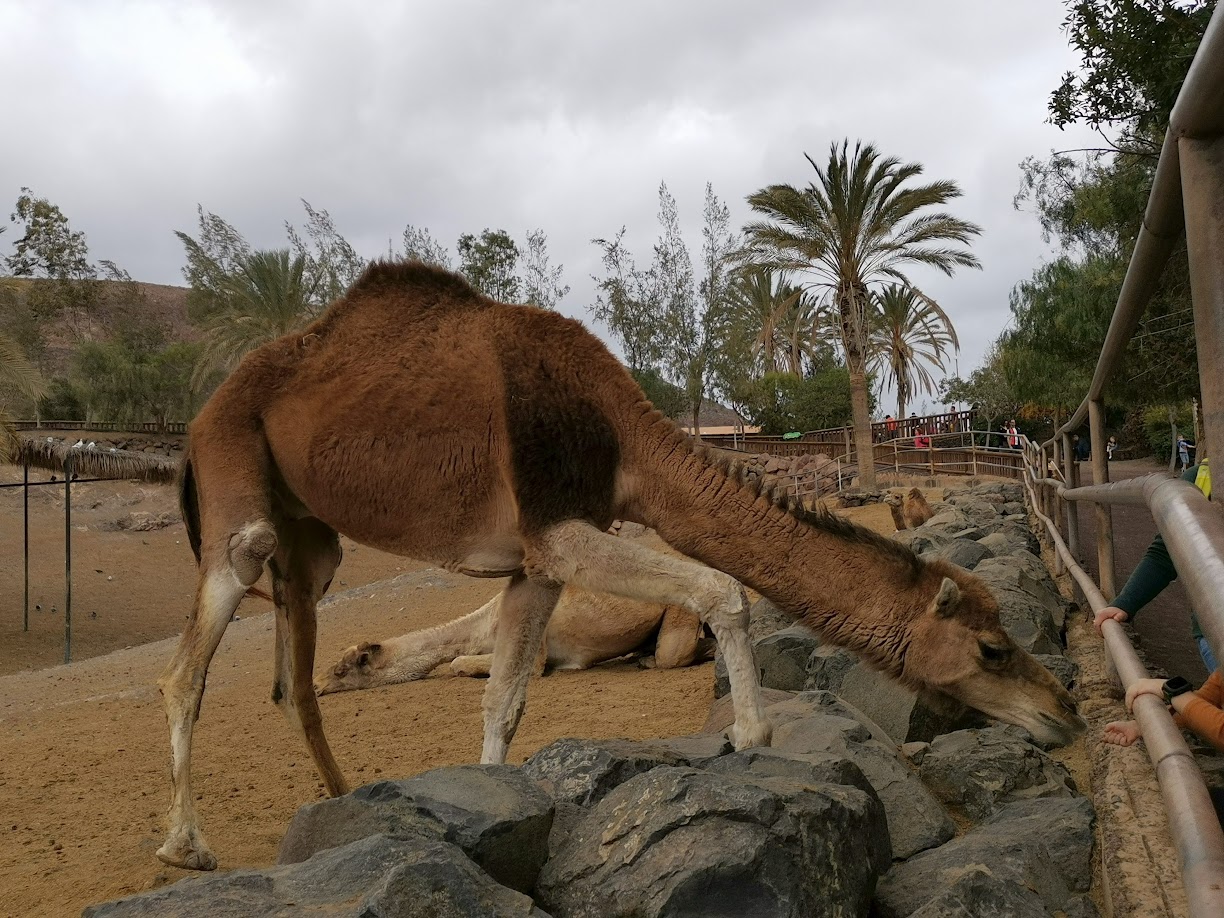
1162;676;1194;704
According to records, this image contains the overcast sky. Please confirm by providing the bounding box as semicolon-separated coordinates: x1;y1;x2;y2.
0;0;1099;411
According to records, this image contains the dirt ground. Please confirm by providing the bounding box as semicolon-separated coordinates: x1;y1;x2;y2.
0;466;909;917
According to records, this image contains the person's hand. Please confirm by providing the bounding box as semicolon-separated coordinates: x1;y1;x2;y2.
1125;678;1167;713
1102;720;1142;747
1094;606;1129;633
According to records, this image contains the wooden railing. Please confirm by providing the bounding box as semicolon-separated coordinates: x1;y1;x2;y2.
13;420;189;435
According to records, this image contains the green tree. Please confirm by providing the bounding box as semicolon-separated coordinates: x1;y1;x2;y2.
940;345;1025;445
591;227;665;371
401;225;453;268
744;141;982;487
458;229;521;301
520;229;570;309
191;249;322;385
174;206;254;322
630;366;690;421
0;328;45;459
286;201;365;303
740;368;856;436
869;284;959;420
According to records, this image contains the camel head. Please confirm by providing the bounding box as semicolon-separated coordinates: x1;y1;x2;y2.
884;492;902;507
898;562;1085;746
314;642;387;695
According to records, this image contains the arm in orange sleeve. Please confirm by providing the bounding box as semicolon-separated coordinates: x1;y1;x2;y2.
1173;672;1224;753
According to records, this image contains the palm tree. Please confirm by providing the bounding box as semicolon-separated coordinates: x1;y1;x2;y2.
870;284;959;422
744;141;981;487
721;268;802;374
193;249;323;387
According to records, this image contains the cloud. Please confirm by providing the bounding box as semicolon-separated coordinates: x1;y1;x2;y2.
0;0;1099;387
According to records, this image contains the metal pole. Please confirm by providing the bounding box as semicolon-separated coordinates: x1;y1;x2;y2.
1089;399;1117;597
23;460;29;632
1180;134;1224;461
64;456;72;665
1062;432;1080;562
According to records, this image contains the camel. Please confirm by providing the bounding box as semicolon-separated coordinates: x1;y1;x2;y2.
159;261;1084;871
904;487;936;527
885;492;908;531
315;586;714;695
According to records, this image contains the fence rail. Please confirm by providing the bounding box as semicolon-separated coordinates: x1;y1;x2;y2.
12;420;189;435
1022;9;1224;913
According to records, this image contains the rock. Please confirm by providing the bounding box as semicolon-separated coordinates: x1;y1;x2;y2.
905;866;1049;917
755;627;822;692
703;746;879;802
649;733;734;767
972;565;1062;655
975;554;1066;630
522;738;686;807
278;765;553;894
771;711;955;858
976;519;1039;555
536;766;887;918
85;833;548;917
803;645;859;694
803;650;985;745
701;688;799;734
923;537;993;571
918;727;1077;822
748;597;796;641
1035;653;1079;689
875;797;1094;917
917;508;976;538
890;529;952;557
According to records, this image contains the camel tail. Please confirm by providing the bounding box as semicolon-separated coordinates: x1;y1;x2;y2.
179;456;203;565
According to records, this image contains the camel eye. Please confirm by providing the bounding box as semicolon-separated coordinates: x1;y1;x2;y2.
978;640;1010;665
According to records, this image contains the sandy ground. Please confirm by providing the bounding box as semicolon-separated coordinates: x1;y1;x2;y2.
0;464;912;918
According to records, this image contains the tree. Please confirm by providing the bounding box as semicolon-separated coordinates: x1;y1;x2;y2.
175;206;254;322
740;367;856;436
458;229;521;301
0;328;45;460
718;268;801;375
869;284;959;420
401;225;453;268
940;345;1024;444
744;141;982;487
286;201;365;303
191;249;323;385
591;228;665;371
520;229;570;309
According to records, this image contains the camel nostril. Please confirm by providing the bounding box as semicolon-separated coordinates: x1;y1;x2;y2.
1061;697;1078;715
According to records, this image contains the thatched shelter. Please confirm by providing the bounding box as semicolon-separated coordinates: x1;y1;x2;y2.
9;437;180;485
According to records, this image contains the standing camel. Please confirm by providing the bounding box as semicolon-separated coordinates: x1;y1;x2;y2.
159;261;1084;870
315;586;713;695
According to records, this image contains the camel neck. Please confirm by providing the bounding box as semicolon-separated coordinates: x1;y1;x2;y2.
645;450;921;675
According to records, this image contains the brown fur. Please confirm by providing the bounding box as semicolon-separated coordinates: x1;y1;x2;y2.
315;586;714;695
884;492;908;531
903;487;935;528
156;260;1084;871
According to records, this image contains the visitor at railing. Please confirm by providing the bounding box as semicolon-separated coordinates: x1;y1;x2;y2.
913;428;931;449
1073;434;1090;462
1005;420;1021;450
1102;669;1224;756
1094;462;1217;673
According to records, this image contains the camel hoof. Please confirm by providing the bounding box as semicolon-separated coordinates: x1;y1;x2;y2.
157;828;218;871
730;720;773;751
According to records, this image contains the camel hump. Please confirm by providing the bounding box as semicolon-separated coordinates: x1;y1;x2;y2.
347;259;482;302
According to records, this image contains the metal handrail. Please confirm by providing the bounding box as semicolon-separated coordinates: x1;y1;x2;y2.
1020;444;1224;916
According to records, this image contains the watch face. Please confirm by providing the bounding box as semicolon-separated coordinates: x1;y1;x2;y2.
1164;677;1193;701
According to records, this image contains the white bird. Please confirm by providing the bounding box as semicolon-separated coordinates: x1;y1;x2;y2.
108;447;118;453
72;439;84;449
86;441;96;449
46;437;54;443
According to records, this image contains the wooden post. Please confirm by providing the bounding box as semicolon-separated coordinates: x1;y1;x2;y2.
1062;432;1080;563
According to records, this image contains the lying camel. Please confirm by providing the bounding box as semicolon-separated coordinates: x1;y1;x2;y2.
316;587;714;694
160;261;1084;870
884;492;908;531
904;488;936;527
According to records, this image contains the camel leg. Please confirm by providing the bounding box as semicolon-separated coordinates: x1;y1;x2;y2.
270;518;348;796
653;605;714;669
529;520;770;750
157;520;276;870
451;653;494;677
480;573;563;763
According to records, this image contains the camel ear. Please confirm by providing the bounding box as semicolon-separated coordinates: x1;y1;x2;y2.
932;577;961;618
355;642;381;668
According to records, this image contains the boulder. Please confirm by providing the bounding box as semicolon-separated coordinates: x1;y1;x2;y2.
918;727;1077;821
522;738;687;807
703;746;879;802
905;866;1049;917
536;766;887;918
755;627;822;691
890;529;952;557
875;797;1094;917
701;688;800;734
748;597;796;641
85;833;547;917
803;645;859;694
1035;653;1079;689
278;765;553;894
829;662;988;745
922;537;993;571
771;711;955;859
975;519;1039;555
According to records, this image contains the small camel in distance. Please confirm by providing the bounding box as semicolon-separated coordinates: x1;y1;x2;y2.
160;261;1085;871
884;488;936;530
316;585;713;695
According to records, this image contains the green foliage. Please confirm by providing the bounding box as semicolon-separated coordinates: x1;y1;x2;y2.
401;225;453;268
520;229;570;310
458;229;521;301
630;366;690;421
740;369;856;435
940;345;1025;432
70;337;200;429
1142;403;1195;463
6;187;94;280
286;201;366;304
869;284;958;419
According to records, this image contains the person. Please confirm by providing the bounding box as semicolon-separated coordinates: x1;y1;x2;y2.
1102;669;1224;753
1005;420;1021;450
1178;435;1196;472
885;414;898;439
1106;436;1118;462
1094;462;1217;673
914;428;931;449
1074;434;1090;462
